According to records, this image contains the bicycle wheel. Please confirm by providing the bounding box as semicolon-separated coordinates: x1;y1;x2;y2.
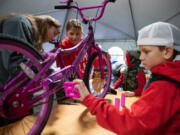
0;35;53;135
84;51;111;97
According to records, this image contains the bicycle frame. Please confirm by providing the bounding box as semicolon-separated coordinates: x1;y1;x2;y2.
27;23;104;110
0;0;115;120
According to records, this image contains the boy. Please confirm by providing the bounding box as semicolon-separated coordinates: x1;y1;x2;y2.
73;22;180;135
56;19;85;69
55;19;87;103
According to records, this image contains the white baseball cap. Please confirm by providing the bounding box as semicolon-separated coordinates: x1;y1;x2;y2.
137;22;180;51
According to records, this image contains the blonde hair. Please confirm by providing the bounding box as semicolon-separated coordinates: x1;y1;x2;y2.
0;13;61;51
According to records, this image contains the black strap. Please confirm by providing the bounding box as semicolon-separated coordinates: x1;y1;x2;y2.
144;74;180;89
0;21;4;33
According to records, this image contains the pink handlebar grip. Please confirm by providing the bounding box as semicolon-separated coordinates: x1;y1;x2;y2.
64;82;80;98
59;0;69;4
121;93;126;107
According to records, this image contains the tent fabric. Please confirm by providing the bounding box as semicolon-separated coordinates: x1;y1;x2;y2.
0;0;179;41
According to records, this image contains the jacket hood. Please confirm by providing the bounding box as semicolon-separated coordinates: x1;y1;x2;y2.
126;50;141;69
151;60;180;82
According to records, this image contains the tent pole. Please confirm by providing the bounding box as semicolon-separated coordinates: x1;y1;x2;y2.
128;0;137;41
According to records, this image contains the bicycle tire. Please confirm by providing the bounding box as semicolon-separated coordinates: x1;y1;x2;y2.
0;36;53;135
84;52;111;98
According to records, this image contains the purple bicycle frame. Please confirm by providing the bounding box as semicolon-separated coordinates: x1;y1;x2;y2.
28;27;104;109
0;0;112;120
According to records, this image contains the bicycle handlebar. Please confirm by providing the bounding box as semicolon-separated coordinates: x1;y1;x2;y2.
54;0;72;9
54;5;70;9
55;0;116;22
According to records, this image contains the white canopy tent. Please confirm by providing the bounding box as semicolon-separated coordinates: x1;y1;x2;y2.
0;0;180;56
1;0;179;39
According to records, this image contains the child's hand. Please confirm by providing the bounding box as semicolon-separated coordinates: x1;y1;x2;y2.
73;79;90;102
125;91;135;97
111;86;115;90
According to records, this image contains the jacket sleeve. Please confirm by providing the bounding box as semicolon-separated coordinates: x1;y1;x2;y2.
113;71;124;89
83;81;180;135
134;71;146;96
83;94;143;135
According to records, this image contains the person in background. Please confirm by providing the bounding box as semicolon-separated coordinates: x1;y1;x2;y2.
0;13;61;87
55;19;88;103
55;19;115;101
108;46;125;83
111;61;126;83
111;50;146;97
56;19;110;78
73;21;180;135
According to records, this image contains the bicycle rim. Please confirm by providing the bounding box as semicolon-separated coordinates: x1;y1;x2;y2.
84;52;111;97
0;37;53;135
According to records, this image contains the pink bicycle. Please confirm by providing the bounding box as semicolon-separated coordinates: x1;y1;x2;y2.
0;0;115;134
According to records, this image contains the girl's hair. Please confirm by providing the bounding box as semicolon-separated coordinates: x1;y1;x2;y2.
30;15;61;51
0;13;61;51
66;19;82;32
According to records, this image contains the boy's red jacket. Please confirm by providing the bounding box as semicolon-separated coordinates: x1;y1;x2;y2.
83;60;180;135
56;37;87;76
56;37;79;67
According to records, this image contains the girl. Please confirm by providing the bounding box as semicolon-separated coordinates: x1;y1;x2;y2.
0;13;61;126
0;13;61;86
0;13;61;51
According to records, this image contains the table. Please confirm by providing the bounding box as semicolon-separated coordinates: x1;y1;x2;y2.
0;91;139;135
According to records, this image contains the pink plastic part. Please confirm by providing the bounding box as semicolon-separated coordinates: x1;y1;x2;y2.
64;82;80;98
115;98;120;109
121;93;126;107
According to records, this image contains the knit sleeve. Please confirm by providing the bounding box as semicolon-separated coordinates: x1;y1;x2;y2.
134;71;146;96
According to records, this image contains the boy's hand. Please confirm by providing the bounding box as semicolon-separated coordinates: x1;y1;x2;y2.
111;86;115;90
73;79;90;102
125;91;135;97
